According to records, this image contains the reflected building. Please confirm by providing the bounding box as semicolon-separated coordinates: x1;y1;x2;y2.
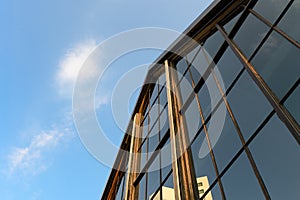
101;0;300;199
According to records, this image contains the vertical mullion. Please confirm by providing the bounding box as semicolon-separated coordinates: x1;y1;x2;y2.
165;60;199;200
184;58;227;200
124;113;143;200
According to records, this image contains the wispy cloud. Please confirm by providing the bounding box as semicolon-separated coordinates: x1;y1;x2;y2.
56;39;98;98
7;126;73;176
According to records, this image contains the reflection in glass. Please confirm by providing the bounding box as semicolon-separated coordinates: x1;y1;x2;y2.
147;156;161;200
234;14;269;58
203;30;225;59
250;115;300;199
252;31;300;99
210;103;242;172
215;48;243;90
253;0;289;23
190;130;217;190
285;85;300;124
278;1;300;43
222;152;265;200
226;72;272;140
139;175;146;200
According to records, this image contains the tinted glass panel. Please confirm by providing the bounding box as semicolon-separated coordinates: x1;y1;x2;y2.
191;130;217;187
210;103;242;172
253;0;289;23
139;175;146;200
215;48;243;91
203;30;225;59
226;72;272;140
252;31;300;99
222;152;265;200
250;115;300;199
285;85;300;124
147;157;161;200
278;1;300;43
234;14;269;58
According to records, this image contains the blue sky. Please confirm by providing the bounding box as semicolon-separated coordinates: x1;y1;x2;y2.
0;0;212;199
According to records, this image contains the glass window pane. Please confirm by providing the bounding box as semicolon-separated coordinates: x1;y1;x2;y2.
191;130;217;188
249;115;300;199
253;0;289;23
221;152;265;199
178;71;193;105
159;106;169;140
139;175;146;200
140;138;148;170
210;102;242;172
223;12;242;33
215;48;243;91
161;139;172;181
285;85;300;124
198;74;222;120
176;57;189;80
197;81;211;120
226;72;272;140
187;47;210;85
184;97;201;143
203;30;225;59
162;173;174;200
147;157;161;200
148;122;159;154
234;14;269;58
251;31;300;99
278;1;300;43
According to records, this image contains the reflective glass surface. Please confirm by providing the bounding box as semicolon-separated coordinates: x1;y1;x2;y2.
252;31;300;99
250;115;300;199
234;14;269;58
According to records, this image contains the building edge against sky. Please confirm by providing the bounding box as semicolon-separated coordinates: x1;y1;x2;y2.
101;0;300;199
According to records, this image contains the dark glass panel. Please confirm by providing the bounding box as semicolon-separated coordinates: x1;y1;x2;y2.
160;139;172;181
149;103;159;135
178;70;193;105
221;152;265;200
140;138;148;170
278;1;300;43
150;83;159;108
176;57;189;81
147;156;161;200
198;74;222;120
190;129;217;187
138;175;146;200
159;106;169;140
148;122;159;154
184;97;201;143
210;102;242;172
158;86;167;108
226;72;272;140
249;115;300;199
187;47;210;85
253;0;289;23
234;14;269;58
214;48;243;90
197;81;211;120
223;12;242;33
252;31;300;99
203;30;225;59
285;85;300;124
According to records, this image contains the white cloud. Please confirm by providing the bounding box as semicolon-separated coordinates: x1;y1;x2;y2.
56;39;98;98
7;129;71;176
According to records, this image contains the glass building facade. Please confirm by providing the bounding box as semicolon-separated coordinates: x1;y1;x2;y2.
101;0;300;199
